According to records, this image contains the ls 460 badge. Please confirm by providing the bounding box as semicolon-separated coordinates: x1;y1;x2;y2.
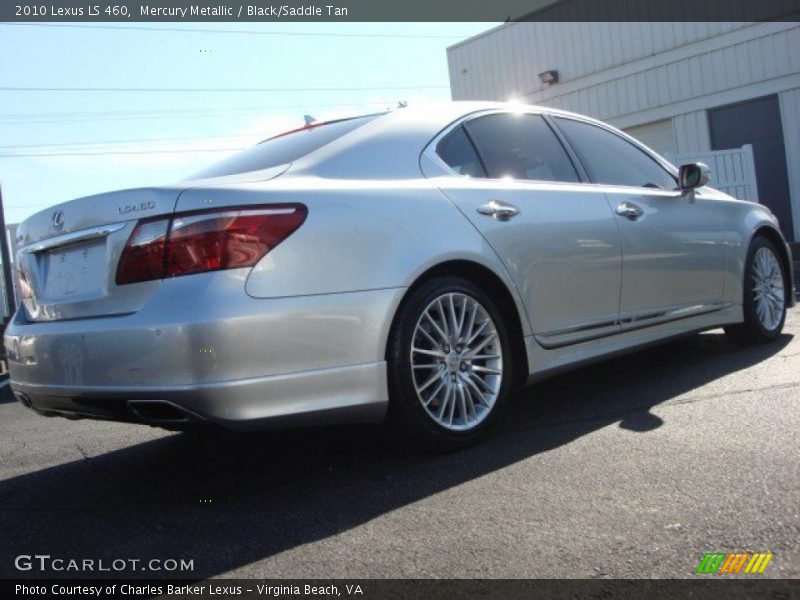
118;201;155;215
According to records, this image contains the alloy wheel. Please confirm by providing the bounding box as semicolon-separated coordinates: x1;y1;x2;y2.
752;246;785;331
410;292;503;431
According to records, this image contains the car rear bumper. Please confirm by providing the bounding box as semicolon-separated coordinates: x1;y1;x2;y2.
10;361;388;430
5;273;403;429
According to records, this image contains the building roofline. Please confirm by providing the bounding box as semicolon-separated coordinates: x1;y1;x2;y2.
446;22;512;53
446;1;565;52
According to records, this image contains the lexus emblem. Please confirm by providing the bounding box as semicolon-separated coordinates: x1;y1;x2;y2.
52;210;65;231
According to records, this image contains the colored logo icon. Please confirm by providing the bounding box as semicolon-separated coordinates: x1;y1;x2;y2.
696;552;773;574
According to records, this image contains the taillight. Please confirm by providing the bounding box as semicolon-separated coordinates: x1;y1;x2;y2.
116;217;170;286
115;204;306;285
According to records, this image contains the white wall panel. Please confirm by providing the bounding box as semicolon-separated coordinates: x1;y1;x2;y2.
524;25;800;126
624;119;677;157
449;23;799;126
447;22;748;102
674;110;711;155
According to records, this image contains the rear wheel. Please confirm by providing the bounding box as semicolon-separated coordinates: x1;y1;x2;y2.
725;235;787;344
387;276;514;451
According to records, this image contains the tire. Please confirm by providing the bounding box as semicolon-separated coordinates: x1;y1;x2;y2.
386;276;515;451
724;235;788;344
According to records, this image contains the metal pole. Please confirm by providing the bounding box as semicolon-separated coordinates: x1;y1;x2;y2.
0;183;17;321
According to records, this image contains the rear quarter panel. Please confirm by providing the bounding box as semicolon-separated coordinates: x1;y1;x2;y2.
175;177;532;336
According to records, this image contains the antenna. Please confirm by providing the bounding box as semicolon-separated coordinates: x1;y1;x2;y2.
303;115;316;126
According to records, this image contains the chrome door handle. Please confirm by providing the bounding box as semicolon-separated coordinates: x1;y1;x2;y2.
615;201;644;219
476;200;519;221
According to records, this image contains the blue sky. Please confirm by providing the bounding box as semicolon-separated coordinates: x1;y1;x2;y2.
0;22;494;225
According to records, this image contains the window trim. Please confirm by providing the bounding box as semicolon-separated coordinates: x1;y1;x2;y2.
541;114;590;182
460;125;490;178
423;109;589;186
549;114;679;191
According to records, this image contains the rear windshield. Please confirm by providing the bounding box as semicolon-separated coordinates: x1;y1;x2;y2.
190;115;378;179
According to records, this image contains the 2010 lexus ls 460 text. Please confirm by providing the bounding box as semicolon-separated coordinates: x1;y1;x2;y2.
4;102;795;450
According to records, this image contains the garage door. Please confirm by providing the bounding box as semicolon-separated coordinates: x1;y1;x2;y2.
624;119;677;158
709;95;794;242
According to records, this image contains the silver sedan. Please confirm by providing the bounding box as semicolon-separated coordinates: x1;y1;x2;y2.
5;102;795;450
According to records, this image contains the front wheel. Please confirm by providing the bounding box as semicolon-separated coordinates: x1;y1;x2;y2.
725;235;788;344
386;276;514;451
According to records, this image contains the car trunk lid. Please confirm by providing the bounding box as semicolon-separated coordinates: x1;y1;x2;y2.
15;187;181;322
15;163;291;323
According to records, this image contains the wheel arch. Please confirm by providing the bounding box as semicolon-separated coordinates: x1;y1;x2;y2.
385;259;530;389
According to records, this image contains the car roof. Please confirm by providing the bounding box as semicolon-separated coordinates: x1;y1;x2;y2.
287;101;606;180
385;100;602;126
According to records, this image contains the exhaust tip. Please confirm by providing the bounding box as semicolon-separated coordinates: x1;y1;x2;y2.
128;400;192;423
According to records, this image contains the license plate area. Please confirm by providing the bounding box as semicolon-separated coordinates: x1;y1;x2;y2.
41;239;107;301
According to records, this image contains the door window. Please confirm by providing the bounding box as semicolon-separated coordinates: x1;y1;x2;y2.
555;117;677;190
463;113;580;183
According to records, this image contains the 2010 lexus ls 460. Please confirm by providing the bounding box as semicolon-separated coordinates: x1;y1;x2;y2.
5;102;795;449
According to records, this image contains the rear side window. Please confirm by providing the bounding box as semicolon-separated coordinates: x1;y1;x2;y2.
555;117;677;190
436;126;486;177
463;113;580;183
190;115;377;179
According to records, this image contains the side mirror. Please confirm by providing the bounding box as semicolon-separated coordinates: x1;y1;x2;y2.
678;162;710;191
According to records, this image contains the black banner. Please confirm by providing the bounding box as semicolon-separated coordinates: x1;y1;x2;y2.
4;579;800;600
0;0;799;22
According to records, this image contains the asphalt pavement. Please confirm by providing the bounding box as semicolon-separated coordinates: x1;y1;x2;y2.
0;309;798;579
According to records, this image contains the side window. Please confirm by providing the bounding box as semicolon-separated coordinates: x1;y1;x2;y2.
436;126;487;177
462;113;580;183
555;118;677;190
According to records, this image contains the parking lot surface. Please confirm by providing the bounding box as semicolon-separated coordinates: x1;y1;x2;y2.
1;309;798;579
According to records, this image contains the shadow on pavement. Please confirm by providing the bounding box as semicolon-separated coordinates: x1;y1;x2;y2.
0;331;792;579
